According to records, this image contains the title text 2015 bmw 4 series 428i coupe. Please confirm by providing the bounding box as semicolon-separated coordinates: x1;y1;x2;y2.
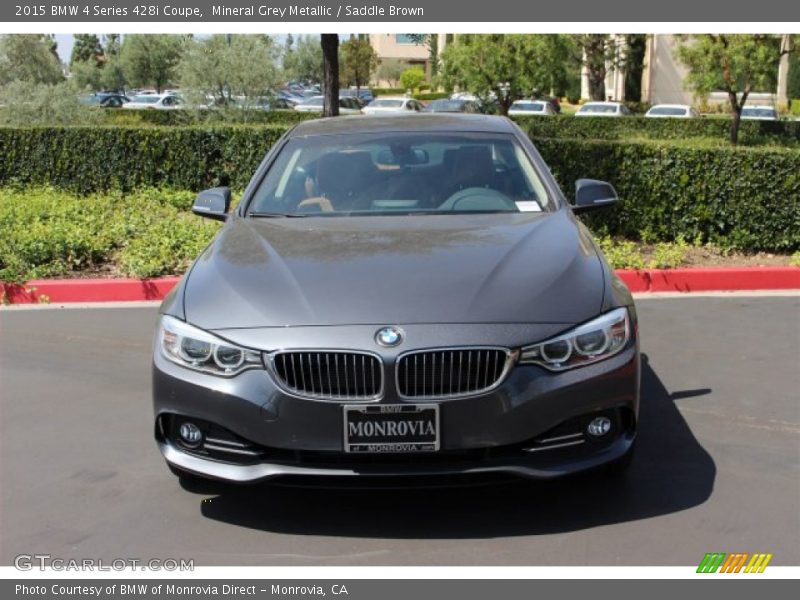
152;114;640;485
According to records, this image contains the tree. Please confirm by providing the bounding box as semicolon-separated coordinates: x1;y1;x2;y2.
786;36;799;108
676;34;792;144
376;58;408;87
339;37;378;93
399;67;425;92
574;34;616;101
178;35;280;106
403;34;440;79
120;34;183;93
0;34;64;85
321;34;339;117
438;35;575;115
70;34;103;66
283;35;324;84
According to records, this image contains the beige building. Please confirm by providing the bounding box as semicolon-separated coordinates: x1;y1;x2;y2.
369;34;448;86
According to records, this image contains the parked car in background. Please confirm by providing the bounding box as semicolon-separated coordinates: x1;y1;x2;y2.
740;106;779;121
645;104;699;118
361;97;424;115
80;93;130;108
341;87;375;104
253;97;297;111
508;100;557;117
293;96;363;115
575;101;630;117
123;93;184;110
424;98;481;113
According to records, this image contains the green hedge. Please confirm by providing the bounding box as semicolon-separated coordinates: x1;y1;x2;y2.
0;126;798;252
513;115;800;146
0;126;288;193
102;109;316;127
537;138;800;252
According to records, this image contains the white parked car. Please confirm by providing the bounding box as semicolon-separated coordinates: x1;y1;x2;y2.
645;104;699;118
740;106;779;121
123;93;184;110
361;97;424;115
508;100;557;117
575;101;630;117
293;96;362;115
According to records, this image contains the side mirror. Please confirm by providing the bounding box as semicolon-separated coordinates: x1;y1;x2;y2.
192;187;231;221
572;179;618;214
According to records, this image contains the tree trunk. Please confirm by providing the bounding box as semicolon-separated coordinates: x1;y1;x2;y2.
588;69;606;101
728;90;748;146
321;34;339;117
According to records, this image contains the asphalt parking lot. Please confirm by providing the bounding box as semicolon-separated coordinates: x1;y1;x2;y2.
1;295;798;566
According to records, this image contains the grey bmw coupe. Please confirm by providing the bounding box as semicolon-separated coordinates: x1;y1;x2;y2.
153;114;640;484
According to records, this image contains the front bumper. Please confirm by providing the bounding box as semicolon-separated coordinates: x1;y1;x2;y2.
153;323;640;483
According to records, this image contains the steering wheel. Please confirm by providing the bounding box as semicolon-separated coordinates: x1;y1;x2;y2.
438;187;517;212
297;196;335;213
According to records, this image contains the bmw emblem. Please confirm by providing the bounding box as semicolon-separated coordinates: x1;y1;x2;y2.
375;326;404;347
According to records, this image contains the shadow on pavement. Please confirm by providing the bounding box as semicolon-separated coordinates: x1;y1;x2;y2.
196;356;716;538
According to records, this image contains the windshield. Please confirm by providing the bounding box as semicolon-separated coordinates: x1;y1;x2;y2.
580;104;618;114
427;100;464;111
247;132;553;217
511;102;545;112
369;99;404;108
649;106;687;116
742;107;777;118
131;95;161;104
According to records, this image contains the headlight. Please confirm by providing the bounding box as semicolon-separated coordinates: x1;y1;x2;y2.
158;315;263;376
519;307;630;371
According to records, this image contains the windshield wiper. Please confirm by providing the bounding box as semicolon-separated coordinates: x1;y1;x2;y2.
248;212;307;218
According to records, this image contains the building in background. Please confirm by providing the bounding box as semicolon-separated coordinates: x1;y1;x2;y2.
369;34;447;86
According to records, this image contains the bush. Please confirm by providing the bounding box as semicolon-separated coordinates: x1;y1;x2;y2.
0;126;288;193
0;187;219;282
513;114;800;146
399;67;426;92
0;125;797;253
414;92;449;102
102;108;316;127
372;87;406;96
536;138;800;252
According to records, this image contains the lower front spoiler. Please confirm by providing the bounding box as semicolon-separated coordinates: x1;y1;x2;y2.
159;431;635;484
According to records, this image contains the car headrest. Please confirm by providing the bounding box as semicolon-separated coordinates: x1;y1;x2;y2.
317;151;376;199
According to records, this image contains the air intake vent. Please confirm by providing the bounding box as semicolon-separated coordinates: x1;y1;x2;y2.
271;351;382;400
397;348;513;398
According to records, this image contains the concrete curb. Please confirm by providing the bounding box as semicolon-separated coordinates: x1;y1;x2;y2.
2;268;799;304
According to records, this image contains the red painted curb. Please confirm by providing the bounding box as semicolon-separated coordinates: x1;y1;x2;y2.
2;277;180;304
2;268;798;304
616;267;800;293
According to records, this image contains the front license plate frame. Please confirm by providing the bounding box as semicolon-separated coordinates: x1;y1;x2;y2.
343;404;440;453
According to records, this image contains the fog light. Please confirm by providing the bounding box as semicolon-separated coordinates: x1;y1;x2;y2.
178;422;203;446
587;416;612;437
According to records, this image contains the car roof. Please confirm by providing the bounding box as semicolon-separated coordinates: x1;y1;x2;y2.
649;104;691;109
289;113;515;137
581;101;622;107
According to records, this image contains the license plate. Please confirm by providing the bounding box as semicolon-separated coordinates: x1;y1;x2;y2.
343;404;440;453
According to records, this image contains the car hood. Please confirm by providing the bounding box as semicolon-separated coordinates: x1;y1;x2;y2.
183;212;605;329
